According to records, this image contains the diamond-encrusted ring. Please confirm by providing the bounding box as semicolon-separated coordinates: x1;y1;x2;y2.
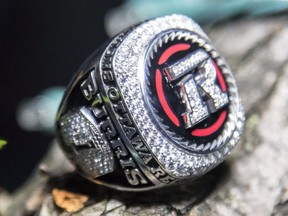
56;14;245;191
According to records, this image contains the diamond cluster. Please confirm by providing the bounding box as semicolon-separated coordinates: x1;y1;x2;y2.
74;148;114;178
113;15;244;177
177;74;209;128
166;49;208;81
60;110;114;177
165;48;229;129
197;59;229;110
60;111;94;146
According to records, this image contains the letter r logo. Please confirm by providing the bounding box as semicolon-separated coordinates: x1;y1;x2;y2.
163;49;229;129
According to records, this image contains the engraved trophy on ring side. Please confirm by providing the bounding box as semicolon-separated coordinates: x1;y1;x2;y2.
56;14;245;191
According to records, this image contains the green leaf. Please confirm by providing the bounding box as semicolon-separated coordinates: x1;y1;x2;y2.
0;139;7;149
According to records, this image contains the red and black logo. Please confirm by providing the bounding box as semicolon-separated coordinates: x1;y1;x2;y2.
145;31;229;150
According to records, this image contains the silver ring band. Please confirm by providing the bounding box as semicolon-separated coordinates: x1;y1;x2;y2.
56;14;245;191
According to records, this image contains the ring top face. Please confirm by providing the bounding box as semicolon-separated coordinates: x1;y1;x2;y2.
57;14;244;191
113;15;244;177
145;30;230;153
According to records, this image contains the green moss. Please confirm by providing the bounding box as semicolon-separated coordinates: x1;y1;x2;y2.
0;139;7;149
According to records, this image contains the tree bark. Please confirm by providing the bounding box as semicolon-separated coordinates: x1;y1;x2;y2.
3;15;288;216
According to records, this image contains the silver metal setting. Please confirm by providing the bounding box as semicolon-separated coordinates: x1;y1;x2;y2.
56;14;245;191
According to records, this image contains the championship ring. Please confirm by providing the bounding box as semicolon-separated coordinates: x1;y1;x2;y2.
56;14;245;191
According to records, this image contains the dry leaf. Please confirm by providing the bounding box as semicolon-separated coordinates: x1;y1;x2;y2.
51;188;88;212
